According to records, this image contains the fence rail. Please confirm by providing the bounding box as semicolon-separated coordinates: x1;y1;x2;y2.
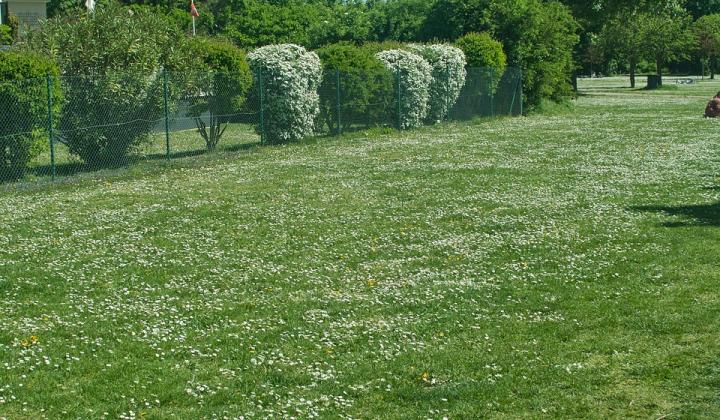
0;67;522;186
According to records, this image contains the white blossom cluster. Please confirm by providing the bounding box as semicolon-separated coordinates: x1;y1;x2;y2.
408;44;467;123
248;44;322;143
375;49;433;130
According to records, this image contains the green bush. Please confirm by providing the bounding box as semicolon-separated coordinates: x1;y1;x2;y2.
455;32;506;73
455;32;507;98
0;25;12;45
0;51;61;181
7;15;18;41
24;2;199;167
188;37;253;150
452;33;507;119
316;42;394;133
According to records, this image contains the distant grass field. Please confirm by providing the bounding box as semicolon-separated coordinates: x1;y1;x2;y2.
1;77;720;418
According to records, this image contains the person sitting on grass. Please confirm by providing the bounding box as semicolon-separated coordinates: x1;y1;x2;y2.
705;91;720;118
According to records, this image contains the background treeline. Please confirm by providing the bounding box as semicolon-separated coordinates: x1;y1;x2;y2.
33;0;580;106
565;0;720;85
4;0;720;102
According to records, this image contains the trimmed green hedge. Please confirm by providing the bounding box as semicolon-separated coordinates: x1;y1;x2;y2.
316;43;394;133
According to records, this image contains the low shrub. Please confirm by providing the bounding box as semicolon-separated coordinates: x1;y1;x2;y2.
0;51;61;181
407;44;467;123
375;49;432;129
247;44;322;143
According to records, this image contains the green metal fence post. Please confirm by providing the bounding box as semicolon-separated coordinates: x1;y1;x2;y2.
489;68;495;117
46;74;56;181
519;71;523;116
445;63;451;122
259;68;265;144
509;70;519;116
163;69;170;160
336;69;341;136
396;70;402;130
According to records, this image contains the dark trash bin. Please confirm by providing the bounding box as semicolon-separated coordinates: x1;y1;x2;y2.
647;75;662;90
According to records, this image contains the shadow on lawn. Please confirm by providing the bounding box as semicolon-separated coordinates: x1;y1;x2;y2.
26;141;261;181
633;201;720;227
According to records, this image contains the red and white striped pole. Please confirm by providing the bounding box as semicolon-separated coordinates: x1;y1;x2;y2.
190;0;200;36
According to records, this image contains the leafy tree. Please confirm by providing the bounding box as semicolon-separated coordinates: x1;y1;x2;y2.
561;0;686;78
600;14;645;87
24;1;199;166
47;0;82;18
188;37;252;150
693;14;720;79
360;40;408;55
639;11;694;85
582;33;605;76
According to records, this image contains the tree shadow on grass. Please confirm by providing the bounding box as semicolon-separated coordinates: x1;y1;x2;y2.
23;141;262;182
632;202;720;227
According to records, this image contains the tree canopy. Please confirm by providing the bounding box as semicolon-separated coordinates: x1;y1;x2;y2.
34;0;720;103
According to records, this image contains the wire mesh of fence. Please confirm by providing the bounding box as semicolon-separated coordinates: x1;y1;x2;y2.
0;67;521;186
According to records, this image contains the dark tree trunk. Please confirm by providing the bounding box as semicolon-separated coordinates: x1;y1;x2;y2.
195;114;228;151
630;59;637;89
656;59;663;86
571;72;578;92
711;56;716;80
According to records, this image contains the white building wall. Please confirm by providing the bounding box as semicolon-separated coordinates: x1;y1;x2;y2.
8;0;47;31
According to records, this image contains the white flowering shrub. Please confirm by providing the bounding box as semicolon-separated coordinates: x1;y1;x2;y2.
247;44;322;143
375;49;432;130
408;44;467;123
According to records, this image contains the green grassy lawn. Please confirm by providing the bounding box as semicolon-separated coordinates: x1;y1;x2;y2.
1;77;720;419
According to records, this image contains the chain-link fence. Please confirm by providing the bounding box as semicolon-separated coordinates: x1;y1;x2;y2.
0;67;521;186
